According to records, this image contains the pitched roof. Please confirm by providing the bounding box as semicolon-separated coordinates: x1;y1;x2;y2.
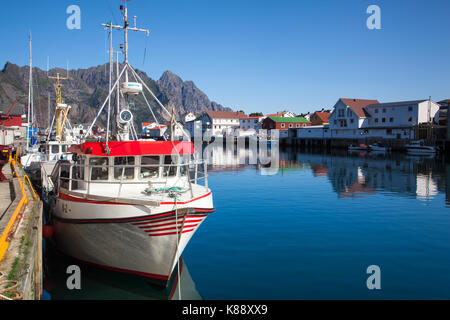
267;116;311;123
313;111;330;122
340;98;379;118
240;116;263;120
204;110;246;119
365;100;428;108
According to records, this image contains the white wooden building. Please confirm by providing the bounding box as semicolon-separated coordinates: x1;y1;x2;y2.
202;111;246;137
293;98;440;140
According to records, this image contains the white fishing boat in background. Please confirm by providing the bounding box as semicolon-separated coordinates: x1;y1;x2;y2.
405;140;437;155
46;0;214;287
369;142;390;152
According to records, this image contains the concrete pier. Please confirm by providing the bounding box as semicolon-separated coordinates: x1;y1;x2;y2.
0;160;42;300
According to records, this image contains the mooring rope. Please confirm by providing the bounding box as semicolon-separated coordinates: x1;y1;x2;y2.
174;198;182;300
0;279;23;300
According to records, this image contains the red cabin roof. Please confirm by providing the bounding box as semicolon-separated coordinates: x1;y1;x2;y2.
0;115;23;127
68;141;196;156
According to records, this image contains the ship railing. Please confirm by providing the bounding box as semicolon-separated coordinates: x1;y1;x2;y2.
56;160;208;200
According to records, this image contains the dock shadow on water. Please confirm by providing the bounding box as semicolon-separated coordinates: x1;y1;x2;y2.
44;145;450;299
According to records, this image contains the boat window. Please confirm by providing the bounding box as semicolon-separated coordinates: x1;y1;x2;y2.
179;165;188;177
61;145;67;153
89;157;109;181
114;156;135;180
140;156;160;179
163;155;177;177
51;145;59;154
71;157;85;190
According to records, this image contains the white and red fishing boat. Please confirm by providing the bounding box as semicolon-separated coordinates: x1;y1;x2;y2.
46;0;214;287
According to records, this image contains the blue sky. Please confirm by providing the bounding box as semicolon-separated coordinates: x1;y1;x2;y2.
1;0;449;114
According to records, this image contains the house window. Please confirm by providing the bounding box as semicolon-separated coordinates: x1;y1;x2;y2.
281;123;285;128
289;123;293;128
382;108;386;113
375;118;379;123
389;117;394;122
347;109;352;117
334;120;337;125
408;106;413;111
386;129;392;135
296;124;300;128
303;124;307;127
350;119;354;124
382;118;386;123
408;117;412;122
375;109;379;113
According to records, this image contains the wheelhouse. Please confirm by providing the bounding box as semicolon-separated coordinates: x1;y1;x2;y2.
53;141;208;198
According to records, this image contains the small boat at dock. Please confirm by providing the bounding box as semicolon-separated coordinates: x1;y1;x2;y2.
45;1;215;287
405;140;437;155
348;144;369;151
369;142;390;152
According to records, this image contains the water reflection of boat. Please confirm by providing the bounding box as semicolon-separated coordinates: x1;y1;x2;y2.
44;246;201;300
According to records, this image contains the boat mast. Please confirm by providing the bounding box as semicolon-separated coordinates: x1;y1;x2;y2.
100;0;149;141
48;70;70;142
26;34;32;148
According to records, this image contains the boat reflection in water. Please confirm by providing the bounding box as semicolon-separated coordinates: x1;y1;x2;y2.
44;245;201;300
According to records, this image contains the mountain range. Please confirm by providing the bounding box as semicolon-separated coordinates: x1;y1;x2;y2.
0;62;231;128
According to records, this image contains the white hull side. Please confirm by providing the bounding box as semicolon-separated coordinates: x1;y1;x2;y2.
52;193;213;285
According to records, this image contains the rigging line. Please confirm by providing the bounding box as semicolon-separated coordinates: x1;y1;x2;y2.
128;65;190;141
142;35;149;65
104;0;119;26
84;64;128;139
130;69;166;141
174;198;182;301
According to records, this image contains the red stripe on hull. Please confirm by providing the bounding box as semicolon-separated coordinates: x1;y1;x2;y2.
135;219;203;228
147;228;196;237
141;223;199;233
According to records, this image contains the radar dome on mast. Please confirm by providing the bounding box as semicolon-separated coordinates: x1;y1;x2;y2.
120;81;142;95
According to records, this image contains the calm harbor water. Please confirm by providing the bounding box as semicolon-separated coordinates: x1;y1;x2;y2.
45;147;450;299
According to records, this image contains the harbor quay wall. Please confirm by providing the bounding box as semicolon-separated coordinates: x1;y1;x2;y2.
0;161;42;300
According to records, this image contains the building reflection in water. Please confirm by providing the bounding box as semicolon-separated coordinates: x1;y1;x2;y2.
282;149;446;201
204;144;448;203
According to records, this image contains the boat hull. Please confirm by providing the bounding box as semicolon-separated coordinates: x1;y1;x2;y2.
52;193;213;287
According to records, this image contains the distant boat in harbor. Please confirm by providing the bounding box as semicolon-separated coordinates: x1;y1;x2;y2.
405;140;437;155
348;144;369;151
369;142;390;152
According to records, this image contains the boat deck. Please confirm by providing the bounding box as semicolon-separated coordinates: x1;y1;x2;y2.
62;181;211;206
